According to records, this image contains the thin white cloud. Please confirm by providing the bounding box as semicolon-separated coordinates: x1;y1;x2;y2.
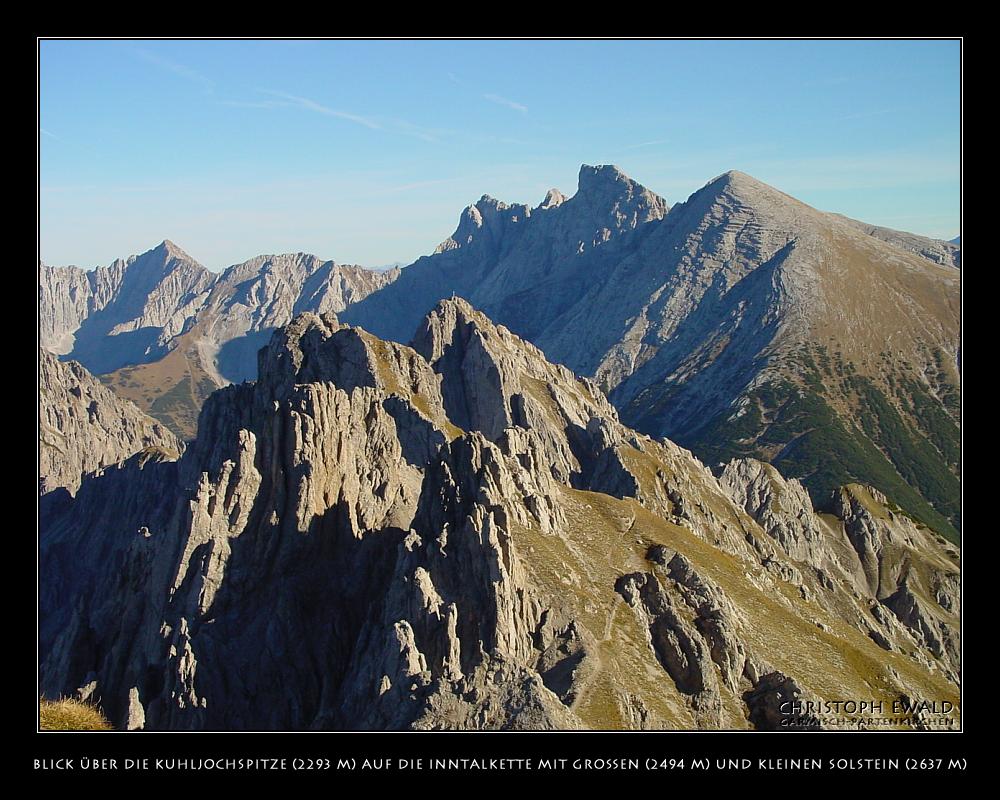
40;128;60;140
386;118;454;144
231;93;449;143
260;90;382;130
135;49;214;94
484;93;528;113
385;119;465;144
221;99;289;110
621;139;669;151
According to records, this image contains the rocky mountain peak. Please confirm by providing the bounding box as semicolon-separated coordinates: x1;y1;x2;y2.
411;296;549;374
719;168;756;184
41;239;400;431
652;169;822;249
413;296;507;366
130;240;208;280
577;163;630;190
477;193;504;209
435;194;533;255
408;297;620;459
539;188;566;210
157;239;195;261
254;311;345;393
38;238;217;374
699;169;796;206
413;295;486;335
573;163;669;225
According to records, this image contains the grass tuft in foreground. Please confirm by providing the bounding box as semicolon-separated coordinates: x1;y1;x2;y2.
39;697;114;731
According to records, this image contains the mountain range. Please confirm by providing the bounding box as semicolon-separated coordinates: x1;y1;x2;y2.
40;244;398;438
39;299;960;730
342;166;961;541
39;164;961;545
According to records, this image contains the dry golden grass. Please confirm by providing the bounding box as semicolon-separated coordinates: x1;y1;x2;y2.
101;318;219;440
39;697;113;731
509;475;959;729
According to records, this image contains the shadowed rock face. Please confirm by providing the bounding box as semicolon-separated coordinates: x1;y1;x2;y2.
39;300;959;731
39;349;182;496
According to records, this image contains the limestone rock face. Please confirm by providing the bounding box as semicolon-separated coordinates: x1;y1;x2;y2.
721;459;831;567
344;164;670;346
199;253;400;384
39;349;182;495
743;672;821;731
829;485;961;681
39;300;960;730
39;243;398;380
39;241;215;371
721;463;961;684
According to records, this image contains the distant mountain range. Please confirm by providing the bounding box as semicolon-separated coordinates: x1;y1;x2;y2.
40;245;398;438
38;164;960;542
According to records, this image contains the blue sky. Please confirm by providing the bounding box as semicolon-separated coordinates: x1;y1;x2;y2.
39;39;961;271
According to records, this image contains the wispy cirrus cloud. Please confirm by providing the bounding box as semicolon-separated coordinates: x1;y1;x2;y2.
227;92;456;143
221;99;288;110
135;49;215;94
484;93;527;113
39;127;108;158
385;118;458;144
259;90;382;130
